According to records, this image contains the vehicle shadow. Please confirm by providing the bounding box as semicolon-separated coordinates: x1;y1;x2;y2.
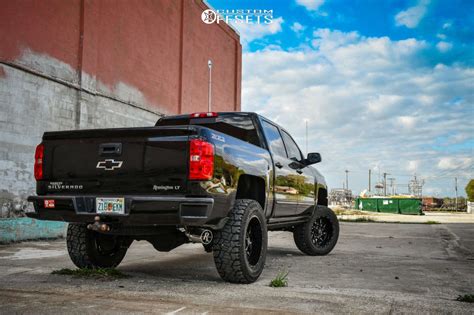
117;243;304;282
266;246;304;257
119;248;222;282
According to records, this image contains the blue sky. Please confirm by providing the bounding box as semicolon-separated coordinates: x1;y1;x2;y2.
207;0;473;197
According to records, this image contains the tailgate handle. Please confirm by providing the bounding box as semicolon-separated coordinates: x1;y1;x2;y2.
99;143;122;156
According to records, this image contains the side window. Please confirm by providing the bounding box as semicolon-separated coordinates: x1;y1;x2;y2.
281;130;303;161
261;120;287;158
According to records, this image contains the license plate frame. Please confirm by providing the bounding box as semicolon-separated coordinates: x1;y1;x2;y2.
96;197;125;215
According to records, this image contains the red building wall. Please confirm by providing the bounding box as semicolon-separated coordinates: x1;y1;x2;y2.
0;0;241;114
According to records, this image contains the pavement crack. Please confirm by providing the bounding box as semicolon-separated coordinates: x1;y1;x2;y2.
437;225;472;260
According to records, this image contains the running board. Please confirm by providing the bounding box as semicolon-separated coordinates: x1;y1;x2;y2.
267;215;310;230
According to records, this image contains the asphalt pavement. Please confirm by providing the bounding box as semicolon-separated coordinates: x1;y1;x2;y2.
0;222;472;314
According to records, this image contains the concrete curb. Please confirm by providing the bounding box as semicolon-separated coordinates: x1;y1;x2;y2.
337;211;474;224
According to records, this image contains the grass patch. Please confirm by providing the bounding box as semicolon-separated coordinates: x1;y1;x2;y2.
270;271;288;288
456;294;474;303
333;208;368;216
52;268;129;279
340;216;376;223
424;221;440;224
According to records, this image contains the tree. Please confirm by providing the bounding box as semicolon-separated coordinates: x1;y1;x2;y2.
466;179;474;202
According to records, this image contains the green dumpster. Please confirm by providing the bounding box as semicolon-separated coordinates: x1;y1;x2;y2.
399;198;423;215
377;198;399;213
358;198;379;212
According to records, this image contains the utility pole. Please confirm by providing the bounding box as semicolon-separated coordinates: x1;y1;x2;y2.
208;59;212;112
383;172;389;196
388;178;396;195
345;170;349;191
368;169;371;192
455;177;458;211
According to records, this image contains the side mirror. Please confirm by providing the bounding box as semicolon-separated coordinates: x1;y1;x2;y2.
306;152;321;165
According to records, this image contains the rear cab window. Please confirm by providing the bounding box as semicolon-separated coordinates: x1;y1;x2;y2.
156;113;262;147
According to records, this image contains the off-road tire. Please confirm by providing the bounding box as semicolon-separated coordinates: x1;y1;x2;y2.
212;199;268;283
293;206;339;255
66;223;129;268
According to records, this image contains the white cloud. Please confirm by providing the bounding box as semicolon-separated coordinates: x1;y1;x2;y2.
291;22;306;34
395;0;430;28
407;160;420;172
437;157;473;170
442;22;452;29
295;0;325;11
397;116;418;129
232;17;284;47
436;41;453;53
241;28;474;196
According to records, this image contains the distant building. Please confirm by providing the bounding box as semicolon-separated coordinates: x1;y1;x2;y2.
329;188;353;208
422;197;443;210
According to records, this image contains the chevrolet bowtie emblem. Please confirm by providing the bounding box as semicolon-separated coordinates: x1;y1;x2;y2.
96;159;123;171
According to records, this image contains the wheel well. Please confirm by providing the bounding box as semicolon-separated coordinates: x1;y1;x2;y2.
317;188;328;206
235;175;265;210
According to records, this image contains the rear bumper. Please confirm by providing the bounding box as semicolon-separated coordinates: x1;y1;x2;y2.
27;195;216;226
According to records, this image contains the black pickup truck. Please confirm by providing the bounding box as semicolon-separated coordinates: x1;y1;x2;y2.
28;112;339;283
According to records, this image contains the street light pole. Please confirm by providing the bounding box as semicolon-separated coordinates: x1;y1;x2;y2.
208;60;212;112
305;120;308;156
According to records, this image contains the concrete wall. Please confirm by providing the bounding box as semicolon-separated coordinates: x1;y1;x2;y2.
0;0;241;240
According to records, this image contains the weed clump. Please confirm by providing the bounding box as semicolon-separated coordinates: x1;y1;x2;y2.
270;270;289;288
456;294;474;303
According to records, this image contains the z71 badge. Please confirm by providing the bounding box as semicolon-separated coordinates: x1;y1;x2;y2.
211;133;225;143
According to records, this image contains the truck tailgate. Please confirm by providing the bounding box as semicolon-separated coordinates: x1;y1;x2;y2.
39;126;196;195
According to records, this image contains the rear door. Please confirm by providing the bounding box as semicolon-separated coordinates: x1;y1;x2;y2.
260;120;298;217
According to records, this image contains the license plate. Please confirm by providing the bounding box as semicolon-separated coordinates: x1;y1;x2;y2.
96;197;125;214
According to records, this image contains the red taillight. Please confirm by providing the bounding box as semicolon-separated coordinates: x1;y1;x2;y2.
189;139;214;180
190;112;218;118
34;143;44;180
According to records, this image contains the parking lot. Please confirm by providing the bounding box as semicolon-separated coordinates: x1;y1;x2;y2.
0;222;472;314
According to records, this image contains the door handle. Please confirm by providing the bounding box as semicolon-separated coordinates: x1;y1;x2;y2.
275;162;283;169
296;169;303;174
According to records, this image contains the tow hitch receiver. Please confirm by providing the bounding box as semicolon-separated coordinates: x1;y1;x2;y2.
87;216;111;232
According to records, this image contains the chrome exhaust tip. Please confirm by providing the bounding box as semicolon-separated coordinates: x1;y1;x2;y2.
186;228;213;244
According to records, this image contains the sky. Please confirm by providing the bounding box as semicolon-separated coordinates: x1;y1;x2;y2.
207;0;473;197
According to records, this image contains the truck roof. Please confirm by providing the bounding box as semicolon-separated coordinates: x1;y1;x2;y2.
157;112;285;130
